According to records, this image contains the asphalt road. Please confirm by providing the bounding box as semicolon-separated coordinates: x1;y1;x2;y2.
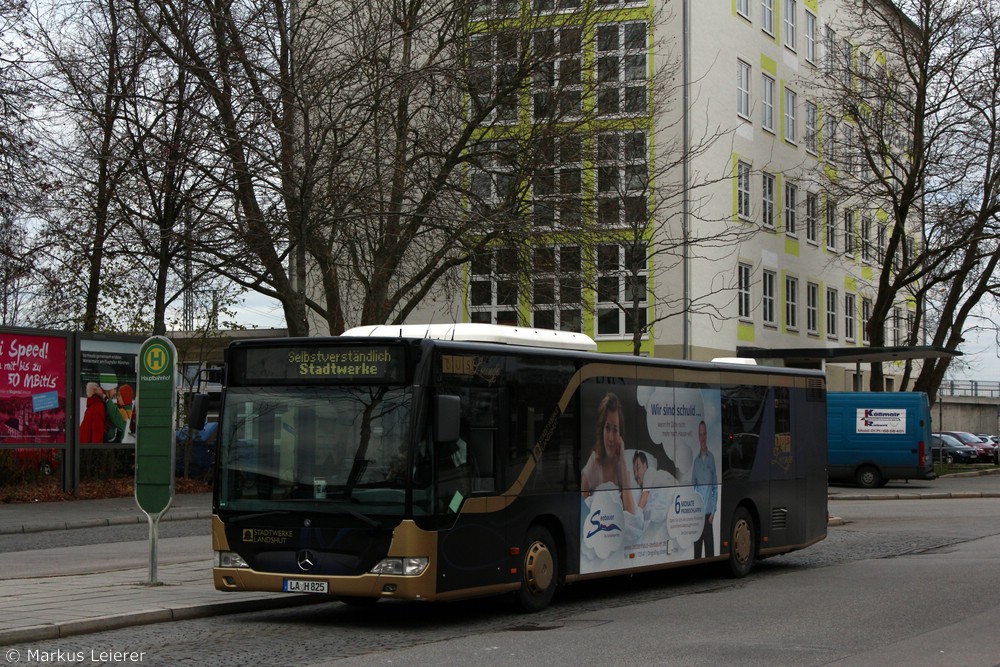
2;490;998;666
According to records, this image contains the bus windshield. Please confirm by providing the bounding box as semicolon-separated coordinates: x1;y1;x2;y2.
216;385;427;517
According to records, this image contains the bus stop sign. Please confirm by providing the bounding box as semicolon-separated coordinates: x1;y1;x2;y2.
135;336;177;516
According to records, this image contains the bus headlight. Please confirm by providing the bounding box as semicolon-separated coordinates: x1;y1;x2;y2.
370;557;428;576
215;551;249;568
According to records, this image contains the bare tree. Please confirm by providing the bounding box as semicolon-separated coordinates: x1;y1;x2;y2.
817;0;1000;394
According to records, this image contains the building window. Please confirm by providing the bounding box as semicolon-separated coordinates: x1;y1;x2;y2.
892;307;902;346
824;26;836;74
784;88;797;143
824;113;837;164
825;197;837;251
844;293;856;341
762;172;775;228
596;243;648;337
862;297;872;344
531;245;582;331
785;275;798;330
762;74;775;132
877;222;887;259
473;0;518;18
806;282;819;334
469;139;518;217
806;192;819;243
596;22;648;117
596;131;647;226
762;270;776;326
761;0;774;35
737;59;751;118
737;0;750;19
861;216;872;262
826;287;838;338
533;0;583;12
738;263;752;320
783;0;796;50
805;11;817;63
470;32;520;122
533;134;584;227
532;28;583;120
469;246;520;326
805;101;818;154
737;161;752;219
842;123;855;174
784;181;797;236
844;209;855;255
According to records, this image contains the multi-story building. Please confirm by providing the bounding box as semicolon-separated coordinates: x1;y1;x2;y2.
402;1;923;390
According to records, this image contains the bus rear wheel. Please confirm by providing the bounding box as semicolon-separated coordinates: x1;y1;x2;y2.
855;465;882;488
514;525;558;613
727;507;756;578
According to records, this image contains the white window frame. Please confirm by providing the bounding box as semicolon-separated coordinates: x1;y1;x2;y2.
805;191;819;244
804;11;816;63
783;0;797;50
532;134;584;228
762;74;775;132
531;245;583;332
737;161;752;220
844;208;855;255
826;287;838;338
761;0;774;35
470;32;520;123
737;59;751;119
595;22;648;117
738;262;752;320
784;87;797;144
784;180;797;236
845;293;856;342
861;216;872;262
737;0;750;19
806;281;819;334
469;247;521;326
595;243;648;338
825;197;837;251
595;131;648;227
805;100;818;154
785;275;798;330
531;27;584;121
762;172;776;228
762;270;776;326
862;297;872;344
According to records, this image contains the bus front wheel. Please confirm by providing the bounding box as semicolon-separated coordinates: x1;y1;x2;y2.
515;525;558;613
727;507;756;578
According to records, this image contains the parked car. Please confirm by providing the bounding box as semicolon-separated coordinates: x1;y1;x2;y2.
940;430;995;463
930;433;981;464
175;422;217;479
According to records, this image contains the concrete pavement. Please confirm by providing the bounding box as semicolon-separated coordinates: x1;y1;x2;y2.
1;470;998;647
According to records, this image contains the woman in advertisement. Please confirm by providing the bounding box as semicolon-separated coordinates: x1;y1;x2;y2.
581;392;635;515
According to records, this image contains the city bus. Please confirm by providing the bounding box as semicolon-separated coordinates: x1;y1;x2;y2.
211;324;827;611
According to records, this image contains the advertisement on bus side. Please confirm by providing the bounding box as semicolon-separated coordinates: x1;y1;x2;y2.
579;378;722;574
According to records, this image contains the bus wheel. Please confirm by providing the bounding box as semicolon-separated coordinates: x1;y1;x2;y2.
727;507;756;578
855;466;882;488
515;525;557;613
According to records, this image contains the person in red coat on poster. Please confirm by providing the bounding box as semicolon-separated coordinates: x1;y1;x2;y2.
79;382;108;443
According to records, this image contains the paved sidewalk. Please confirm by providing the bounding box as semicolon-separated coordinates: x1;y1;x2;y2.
0;493;321;647
1;471;998;647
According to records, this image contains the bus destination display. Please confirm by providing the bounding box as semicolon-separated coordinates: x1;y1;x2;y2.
241;345;404;383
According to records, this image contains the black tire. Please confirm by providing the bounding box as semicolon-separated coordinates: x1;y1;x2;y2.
855;465;882;488
727;506;756;578
514;525;558;613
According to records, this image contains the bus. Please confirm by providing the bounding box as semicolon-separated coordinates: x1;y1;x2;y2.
211;324;827;611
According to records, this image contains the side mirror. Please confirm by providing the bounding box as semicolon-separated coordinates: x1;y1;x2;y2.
188;393;210;430
433;395;461;443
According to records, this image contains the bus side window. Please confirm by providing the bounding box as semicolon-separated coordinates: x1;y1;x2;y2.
469;428;495;492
